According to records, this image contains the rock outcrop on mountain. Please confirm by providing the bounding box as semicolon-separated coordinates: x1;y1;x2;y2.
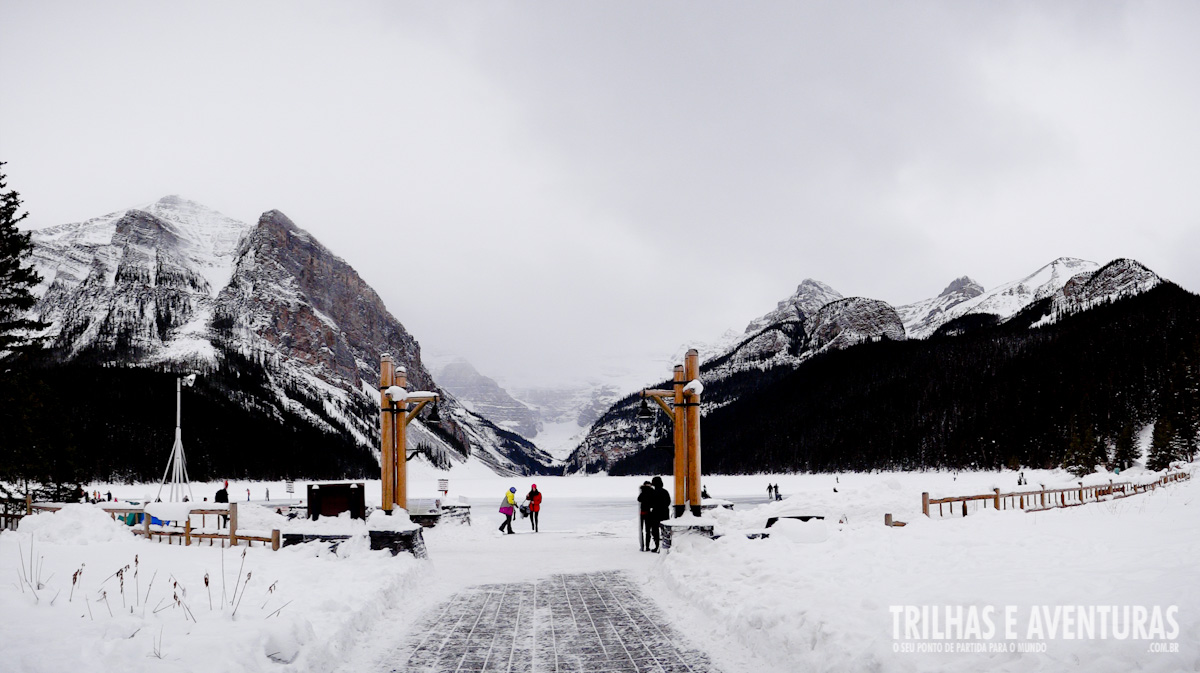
704;295;905;380
23;197;553;479
1040;258;1162;322
435;359;541;439
805;297;907;352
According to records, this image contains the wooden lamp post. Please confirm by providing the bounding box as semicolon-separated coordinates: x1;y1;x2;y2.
640;349;703;517
379;354;441;513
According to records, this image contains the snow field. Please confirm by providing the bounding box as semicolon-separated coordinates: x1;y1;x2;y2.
8;463;1196;672
0;504;424;673
657;468;1200;672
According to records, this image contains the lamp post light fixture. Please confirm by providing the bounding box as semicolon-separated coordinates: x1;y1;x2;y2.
638;349;703;517
155;372;199;503
379;354;441;513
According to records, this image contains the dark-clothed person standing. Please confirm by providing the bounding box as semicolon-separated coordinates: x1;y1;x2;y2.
648;476;671;552
637;481;655;551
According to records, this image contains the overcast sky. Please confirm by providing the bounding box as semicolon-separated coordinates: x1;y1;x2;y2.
2;2;1198;389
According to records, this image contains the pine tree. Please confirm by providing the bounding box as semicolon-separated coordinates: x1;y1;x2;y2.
1147;418;1176;471
1111;423;1139;470
0;164;48;355
1064;421;1102;477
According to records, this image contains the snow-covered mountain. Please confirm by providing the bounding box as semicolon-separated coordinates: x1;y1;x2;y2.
566;256;1170;473
26;196;553;476
435;359;541;439
566;293;907;472
901;257;1100;339
743;279;843;335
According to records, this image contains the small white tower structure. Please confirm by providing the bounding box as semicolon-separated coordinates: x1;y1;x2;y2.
155;373;197;502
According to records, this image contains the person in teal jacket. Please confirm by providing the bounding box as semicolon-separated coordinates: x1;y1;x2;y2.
498;486;517;534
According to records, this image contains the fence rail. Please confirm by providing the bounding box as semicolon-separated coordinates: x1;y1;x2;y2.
0;495;32;531
922;471;1191;518
12;501;281;550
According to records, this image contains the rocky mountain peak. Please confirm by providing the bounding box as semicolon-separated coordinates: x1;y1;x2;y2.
744;278;842;334
939;276;983;299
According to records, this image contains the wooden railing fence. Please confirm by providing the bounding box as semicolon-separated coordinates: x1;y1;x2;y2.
13;502;281;550
922;471;1191;518
0;495;33;532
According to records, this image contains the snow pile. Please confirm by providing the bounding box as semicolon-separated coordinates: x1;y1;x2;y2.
367;509;420;532
144;502;205;522
765;517;828;543
17;504;132;545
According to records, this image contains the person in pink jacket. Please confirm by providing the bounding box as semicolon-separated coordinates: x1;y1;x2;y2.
498;486;517;534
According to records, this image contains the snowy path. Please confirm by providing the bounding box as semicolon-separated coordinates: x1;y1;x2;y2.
385;572;718;673
336;497;755;673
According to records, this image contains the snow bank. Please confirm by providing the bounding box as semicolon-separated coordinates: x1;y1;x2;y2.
17;504;132;544
144;502;200;522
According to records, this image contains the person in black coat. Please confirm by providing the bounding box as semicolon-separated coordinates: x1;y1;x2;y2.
649;476;672;553
214;480;230;526
637;481;655;551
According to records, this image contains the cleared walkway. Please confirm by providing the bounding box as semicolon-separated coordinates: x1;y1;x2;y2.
388;571;719;673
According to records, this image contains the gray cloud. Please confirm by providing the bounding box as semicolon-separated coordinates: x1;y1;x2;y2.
2;1;1197;387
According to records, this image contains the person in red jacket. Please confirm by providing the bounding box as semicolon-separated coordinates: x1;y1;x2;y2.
525;484;542;532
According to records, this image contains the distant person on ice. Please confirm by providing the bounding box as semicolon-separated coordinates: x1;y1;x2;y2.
524;484;542;532
498;487;517;534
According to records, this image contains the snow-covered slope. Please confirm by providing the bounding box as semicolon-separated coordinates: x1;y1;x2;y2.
25;197;552;476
